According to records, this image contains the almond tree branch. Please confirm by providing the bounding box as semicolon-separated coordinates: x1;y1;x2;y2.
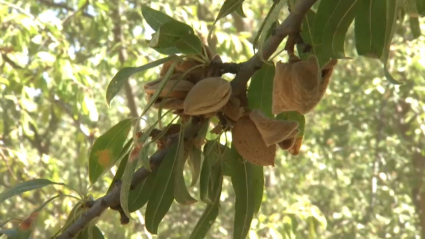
56;0;317;237
231;0;317;96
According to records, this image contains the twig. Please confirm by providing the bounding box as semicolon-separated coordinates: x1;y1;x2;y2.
56;0;318;237
62;0;90;25
231;0;317;96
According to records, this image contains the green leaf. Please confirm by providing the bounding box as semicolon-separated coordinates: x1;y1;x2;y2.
119;154;138;220
149;20;195;53
174;128;197;205
106;143;131;193
128;172;156;212
145;143;180;234
120;124;157;219
355;0;387;58
257;0;286;58
105;56;177;105
235;3;246;18
247;62;275;117
298;10;321;60
208;0;244;39
228;146;256;239
380;0;403;84
252;1;278;53
276;111;306;136
88;119;133;184
188;145;202;187
409;17;421;39
189;165;223;239
317;0;359;59
0;179;64;204
418;0;425;15
251;166;264;215
76;226;104;239
174;33;203;55
200;141;221;204
141;5;174;31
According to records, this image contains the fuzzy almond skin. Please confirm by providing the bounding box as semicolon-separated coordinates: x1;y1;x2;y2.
183;77;231;116
145;80;194;99
249;109;299;147
277;129;299;150
232;116;276;166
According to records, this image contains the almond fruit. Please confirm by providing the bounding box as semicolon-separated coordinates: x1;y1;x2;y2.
145;79;194;99
249;110;299;147
184;77;232;116
272;56;338;115
232;116;276;166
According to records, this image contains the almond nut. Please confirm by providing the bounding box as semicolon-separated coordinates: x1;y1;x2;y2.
272;56;337;115
249;110;299;147
145;79;194;99
184;77;232;116
232;116;276;166
221;96;242;121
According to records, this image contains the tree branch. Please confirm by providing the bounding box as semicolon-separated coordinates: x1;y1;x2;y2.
56;0;317;237
231;0;317;96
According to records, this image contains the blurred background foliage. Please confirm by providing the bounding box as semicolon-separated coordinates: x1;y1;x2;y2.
1;0;425;238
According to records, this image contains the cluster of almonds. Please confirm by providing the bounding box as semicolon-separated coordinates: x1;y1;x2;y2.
143;46;242;130
232;56;338;166
143;47;337;167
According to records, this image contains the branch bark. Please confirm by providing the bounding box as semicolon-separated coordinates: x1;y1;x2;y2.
56;0;317;237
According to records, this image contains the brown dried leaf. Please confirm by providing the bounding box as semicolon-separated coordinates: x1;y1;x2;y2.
232;116;276;166
184;77;232;116
249;109;299;147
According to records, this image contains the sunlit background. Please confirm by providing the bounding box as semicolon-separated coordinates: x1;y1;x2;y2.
1;0;425;238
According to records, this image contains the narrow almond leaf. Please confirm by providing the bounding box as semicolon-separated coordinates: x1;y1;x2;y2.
174;33;203;55
235;3;246;18
208;0;244;40
119;154;138;220
298;10;321;61
409;17;421;39
0;179;64;204
0;229;18;237
107;149;130;193
106;139;134;193
405;0;419;17
257;0;286;59
380;0;403;84
319;0;359;59
200;140;220;204
141;5;174;31
354;0;386;58
228;145;255;239
253;3;276;51
145;143;180;234
189;165;223;239
251;165;264;215
188;145;202;187
76;226;104;239
418;0;425;15
149;20;195;55
106;56;177;105
174;128;197;205
141;61;178;116
88;118;132;184
120;124;157;219
128;172;157;212
247;62;275;118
